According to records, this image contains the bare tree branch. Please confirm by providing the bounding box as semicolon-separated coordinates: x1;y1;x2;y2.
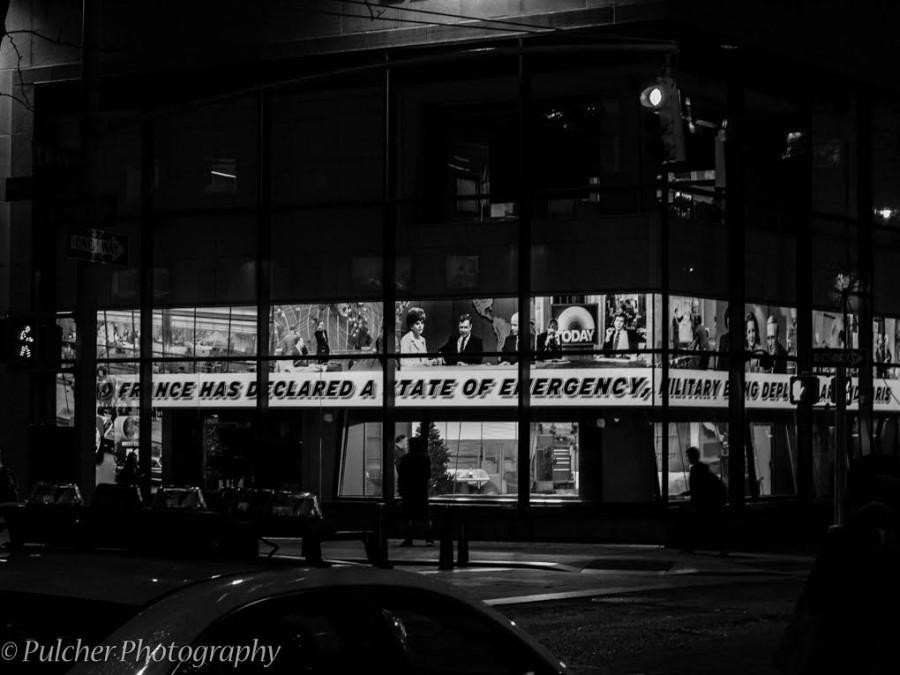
362;0;385;21
3;33;34;111
0;91;34;111
0;26;81;112
4;28;81;50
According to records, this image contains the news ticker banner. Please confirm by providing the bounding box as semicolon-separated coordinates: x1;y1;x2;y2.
98;367;900;412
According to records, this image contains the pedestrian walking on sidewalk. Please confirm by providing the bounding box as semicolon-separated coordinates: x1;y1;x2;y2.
684;446;727;555
398;435;433;546
774;454;900;674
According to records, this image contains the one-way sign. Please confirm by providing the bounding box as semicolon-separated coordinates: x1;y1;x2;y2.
811;348;863;368
67;227;129;265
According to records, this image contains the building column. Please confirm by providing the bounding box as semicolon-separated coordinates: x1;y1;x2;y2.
795;100;814;502
138;119;155;503
856;92;874;456
381;57;398;504
75;0;102;504
255;91;272;477
725;53;746;511
516;44;533;512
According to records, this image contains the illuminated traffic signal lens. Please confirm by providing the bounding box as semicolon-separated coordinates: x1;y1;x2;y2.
1;316;62;371
789;375;820;405
640;85;665;109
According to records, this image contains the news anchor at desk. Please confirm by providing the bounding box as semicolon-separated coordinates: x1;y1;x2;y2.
440;313;483;365
537;319;563;360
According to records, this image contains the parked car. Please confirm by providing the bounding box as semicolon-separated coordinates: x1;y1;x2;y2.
0;552;565;675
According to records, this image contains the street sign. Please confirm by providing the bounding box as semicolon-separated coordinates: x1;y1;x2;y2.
66;227;129;265
811;348;863;368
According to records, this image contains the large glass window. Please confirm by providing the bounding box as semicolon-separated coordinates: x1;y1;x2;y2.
154;215;257;306
270;301;382;372
95;360;144;487
155;98;258;211
153;306;257;361
748;418;798;497
97;310;141;359
270;207;384;303
657;421;729;500
270;87;383;207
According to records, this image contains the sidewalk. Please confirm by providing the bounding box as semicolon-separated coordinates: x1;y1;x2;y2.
311;537;814;571
278;537;815;604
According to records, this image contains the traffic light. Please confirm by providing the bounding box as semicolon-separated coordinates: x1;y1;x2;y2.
640;77;685;163
828;378;853;406
789;374;820;405
0;315;62;372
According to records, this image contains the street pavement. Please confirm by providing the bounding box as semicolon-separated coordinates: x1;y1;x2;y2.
307;539;813;674
284;538;815;606
1;520;814;606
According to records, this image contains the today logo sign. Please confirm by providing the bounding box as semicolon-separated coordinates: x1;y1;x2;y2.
552;304;599;345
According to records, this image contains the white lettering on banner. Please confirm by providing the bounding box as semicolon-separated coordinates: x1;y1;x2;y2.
101;368;900;412
559;328;595;344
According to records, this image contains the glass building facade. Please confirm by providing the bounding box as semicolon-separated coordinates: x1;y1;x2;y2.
6;6;899;537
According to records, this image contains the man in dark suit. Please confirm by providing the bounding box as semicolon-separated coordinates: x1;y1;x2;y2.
537;319;563;360
761;316;788;374
500;312;520;364
602;312;640;356
440;313;483;365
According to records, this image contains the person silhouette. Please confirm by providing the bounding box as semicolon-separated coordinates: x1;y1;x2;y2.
313;320;330;365
683;446;727;555
397;435;433;546
116;452;140;486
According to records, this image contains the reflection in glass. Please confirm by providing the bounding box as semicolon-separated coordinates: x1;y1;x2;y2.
429;421;514;497
97;309;141;359
531;422;579;498
270;302;381;366
339;421;383;497
153;306;257;359
749;421;798;497
56;372;75;427
57;316;77;363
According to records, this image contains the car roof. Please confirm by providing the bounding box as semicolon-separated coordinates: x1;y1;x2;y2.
104;565;508;634
71;565;563;675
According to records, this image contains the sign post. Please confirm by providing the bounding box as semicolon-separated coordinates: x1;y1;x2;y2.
834;367;848;527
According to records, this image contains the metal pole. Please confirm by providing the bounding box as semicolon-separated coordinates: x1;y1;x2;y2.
516;44;533;512
660;170;670;505
381;57;398;510
138;120;155;503
726;52;746;511
255;91;271;485
75;0;101;504
795;99;814;502
856;92;874;457
834;367;848;526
